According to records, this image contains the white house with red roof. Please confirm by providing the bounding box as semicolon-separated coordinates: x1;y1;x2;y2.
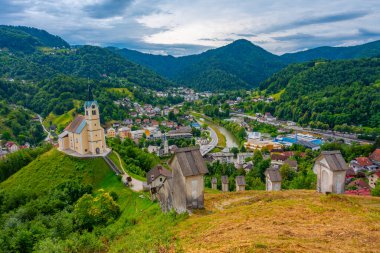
349;157;374;173
368;170;380;189
5;141;19;153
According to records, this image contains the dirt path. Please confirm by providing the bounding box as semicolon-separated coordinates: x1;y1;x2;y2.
114;151;145;192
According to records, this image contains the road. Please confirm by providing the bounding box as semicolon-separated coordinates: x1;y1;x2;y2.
195;117;218;156
231;112;374;145
37;114;51;141
114;151;145;191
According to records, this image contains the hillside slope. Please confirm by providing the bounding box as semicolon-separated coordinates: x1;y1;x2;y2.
282;40;380;63
0;25;69;53
260;58;380;131
176;190;380;252
0;149;183;252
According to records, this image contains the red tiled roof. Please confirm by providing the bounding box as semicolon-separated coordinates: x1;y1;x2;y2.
355;157;373;167
370;149;380;162
271;154;288;161
345;189;371;196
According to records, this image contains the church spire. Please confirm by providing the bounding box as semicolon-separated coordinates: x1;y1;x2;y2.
87;81;94;101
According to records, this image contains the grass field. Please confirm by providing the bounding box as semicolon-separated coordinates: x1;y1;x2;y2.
271;88;285;101
107;88;133;98
175;190;380;252
43;100;80;130
0;148;184;252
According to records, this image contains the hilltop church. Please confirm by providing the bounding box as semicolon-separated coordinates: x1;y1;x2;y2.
58;89;107;156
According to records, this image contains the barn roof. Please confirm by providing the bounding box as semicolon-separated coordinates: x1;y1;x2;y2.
170;147;208;177
265;167;282;182
317;151;348;171
235;176;246;186
221;175;229;184
146;165;172;185
65;115;86;134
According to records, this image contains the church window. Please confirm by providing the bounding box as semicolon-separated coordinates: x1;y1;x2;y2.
86;111;88;115
92;110;96;115
92;105;95;109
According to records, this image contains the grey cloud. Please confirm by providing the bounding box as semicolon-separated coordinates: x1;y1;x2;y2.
264;10;370;33
83;0;134;19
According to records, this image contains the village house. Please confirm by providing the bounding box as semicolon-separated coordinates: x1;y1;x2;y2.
370;149;380;166
211;177;217;190
284;159;298;171
265;166;282;191
235;176;246;191
5;141;19;153
368;170;380;189
118;127;131;139
148;147;208;213
211;152;234;164
349;157;374;173
58;97;107;156
147;165;172;211
106;127;116;138
236;152;253;165
313;151;348;194
221;175;229;192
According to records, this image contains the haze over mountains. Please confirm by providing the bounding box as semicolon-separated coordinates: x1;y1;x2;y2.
1;25;380;91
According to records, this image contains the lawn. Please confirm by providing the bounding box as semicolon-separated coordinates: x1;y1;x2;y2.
175;190;380;252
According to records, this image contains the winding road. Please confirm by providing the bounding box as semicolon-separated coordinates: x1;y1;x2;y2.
37;114;51;141
114;151;145;191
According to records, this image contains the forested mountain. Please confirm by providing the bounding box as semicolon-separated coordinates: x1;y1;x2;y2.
0;25;69;53
281;40;380;63
111;40;287;91
112;39;380;91
261;58;380;133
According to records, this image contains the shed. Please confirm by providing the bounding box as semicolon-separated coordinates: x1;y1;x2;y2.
169;147;209;213
313;151;348;194
211;177;217;190
265;166;282;191
235;176;246;192
221;175;229;192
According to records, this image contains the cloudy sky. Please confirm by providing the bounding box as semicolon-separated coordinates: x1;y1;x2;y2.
1;0;380;56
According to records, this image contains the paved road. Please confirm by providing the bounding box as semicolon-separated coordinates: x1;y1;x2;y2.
195;118;218;156
114;151;145;191
231;112;373;145
37;114;51;142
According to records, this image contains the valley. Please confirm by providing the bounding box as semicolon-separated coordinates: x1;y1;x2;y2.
0;24;380;253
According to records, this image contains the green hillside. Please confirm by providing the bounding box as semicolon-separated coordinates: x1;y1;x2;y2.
0;149;184;252
259;58;380;134
0;25;69;53
281;40;380;63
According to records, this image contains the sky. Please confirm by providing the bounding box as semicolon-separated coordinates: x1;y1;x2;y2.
1;0;380;56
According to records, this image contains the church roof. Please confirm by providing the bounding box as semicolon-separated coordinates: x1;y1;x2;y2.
84;100;98;108
65;115;87;134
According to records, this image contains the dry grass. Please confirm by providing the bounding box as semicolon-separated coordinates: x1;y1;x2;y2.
175;190;380;253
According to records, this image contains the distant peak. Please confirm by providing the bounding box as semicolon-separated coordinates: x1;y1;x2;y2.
231;39;253;45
